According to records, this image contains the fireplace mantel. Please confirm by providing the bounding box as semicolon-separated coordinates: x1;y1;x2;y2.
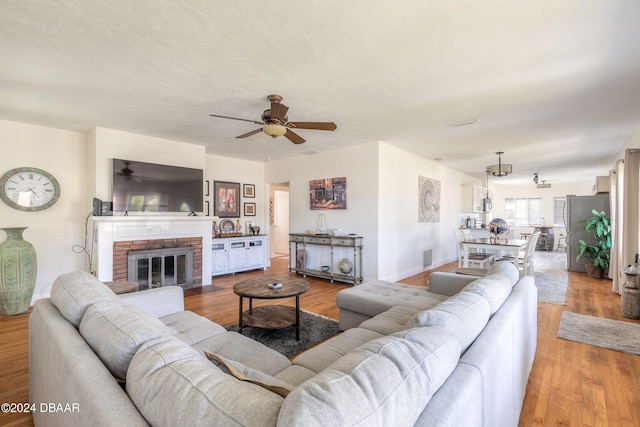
92;216;212;286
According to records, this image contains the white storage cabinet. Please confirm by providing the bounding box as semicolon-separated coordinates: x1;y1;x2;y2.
211;235;267;276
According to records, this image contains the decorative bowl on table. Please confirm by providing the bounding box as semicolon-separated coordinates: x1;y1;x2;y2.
321;265;331;272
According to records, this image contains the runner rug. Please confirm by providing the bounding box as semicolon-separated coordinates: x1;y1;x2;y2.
535;272;568;305
227;310;341;358
557;311;640;356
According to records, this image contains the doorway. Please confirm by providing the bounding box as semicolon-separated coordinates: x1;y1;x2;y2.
270;182;290;257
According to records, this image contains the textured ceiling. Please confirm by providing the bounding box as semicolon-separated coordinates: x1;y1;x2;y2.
2;1;640;184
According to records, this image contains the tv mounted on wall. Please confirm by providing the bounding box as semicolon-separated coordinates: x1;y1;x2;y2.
112;158;203;213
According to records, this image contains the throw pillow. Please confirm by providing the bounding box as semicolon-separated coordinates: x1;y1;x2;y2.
204;350;294;397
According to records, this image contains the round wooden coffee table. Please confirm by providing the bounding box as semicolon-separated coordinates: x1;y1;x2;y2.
233;276;310;340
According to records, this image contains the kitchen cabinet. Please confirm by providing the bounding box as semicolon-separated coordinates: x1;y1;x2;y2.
461;184;491;213
211;235;267;276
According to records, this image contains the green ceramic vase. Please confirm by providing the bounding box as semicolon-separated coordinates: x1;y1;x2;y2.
0;227;37;315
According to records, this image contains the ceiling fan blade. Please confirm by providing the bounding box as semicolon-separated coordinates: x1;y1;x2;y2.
236;129;263;138
269;102;289;122
287;121;337;131
210;114;264;125
284;129;306;145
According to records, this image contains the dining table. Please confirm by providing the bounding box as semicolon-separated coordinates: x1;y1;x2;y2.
461;238;528;268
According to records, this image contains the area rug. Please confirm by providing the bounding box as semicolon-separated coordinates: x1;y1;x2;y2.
227;310;341;358
535;272;568;305
557;311;640;356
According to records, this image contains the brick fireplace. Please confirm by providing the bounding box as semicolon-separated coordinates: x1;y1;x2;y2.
92;216;213;287
112;237;202;286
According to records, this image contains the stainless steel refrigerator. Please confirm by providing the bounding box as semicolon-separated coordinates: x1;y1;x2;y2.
564;193;610;272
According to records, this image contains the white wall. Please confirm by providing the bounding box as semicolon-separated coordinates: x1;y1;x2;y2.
0;120;89;301
264;141;480;282
264;143;380;279
5;117;601;304
206;154;265;231
378;143;480;281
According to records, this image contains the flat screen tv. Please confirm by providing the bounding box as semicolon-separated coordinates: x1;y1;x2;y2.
112;158;203;213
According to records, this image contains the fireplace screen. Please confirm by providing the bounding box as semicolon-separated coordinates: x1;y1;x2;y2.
128;247;194;289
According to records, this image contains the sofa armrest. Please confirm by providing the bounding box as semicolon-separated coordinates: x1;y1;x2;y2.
427;272;481;296
119;286;184;317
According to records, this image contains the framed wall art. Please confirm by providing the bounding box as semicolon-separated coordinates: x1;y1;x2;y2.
243;184;255;198
309;177;347;210
244;202;256;216
214;181;241;218
418;175;441;222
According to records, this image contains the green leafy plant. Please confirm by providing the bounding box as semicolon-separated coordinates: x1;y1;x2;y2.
576;209;612;271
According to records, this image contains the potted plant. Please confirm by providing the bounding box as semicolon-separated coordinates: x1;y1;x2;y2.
576;209;611;279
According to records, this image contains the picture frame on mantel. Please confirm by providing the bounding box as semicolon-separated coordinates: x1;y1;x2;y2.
214;181;241;218
243;184;255;198
244;202;256;216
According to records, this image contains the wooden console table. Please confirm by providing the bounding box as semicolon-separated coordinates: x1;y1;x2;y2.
289;233;363;285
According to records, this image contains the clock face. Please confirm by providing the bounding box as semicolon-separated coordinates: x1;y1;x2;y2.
0;167;61;211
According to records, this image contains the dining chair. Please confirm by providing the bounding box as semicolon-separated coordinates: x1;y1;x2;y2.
453;229;494;268
501;231;540;276
520;231;541;276
556;233;567;252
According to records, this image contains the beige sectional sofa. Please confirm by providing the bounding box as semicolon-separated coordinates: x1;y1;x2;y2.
29;260;536;426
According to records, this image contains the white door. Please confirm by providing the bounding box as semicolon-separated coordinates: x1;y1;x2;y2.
274;190;290;254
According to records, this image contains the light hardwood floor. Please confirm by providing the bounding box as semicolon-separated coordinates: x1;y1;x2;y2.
1;257;639;426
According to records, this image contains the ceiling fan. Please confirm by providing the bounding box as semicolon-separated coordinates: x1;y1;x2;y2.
209;94;337;144
115;161;157;182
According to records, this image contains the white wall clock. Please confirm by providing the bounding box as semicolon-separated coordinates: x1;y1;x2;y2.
0;167;61;211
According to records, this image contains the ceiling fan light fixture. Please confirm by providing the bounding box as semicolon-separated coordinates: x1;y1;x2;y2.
486;151;513;177
262;123;287;137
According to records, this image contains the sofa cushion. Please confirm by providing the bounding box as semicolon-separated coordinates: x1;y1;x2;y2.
486;260;520;285
50;271;118;328
336;280;448;318
192;331;291;376
127;335;284;427
358;305;423;335
463;276;513;315
277;327;460;426
205;351;294;397
160;310;227;345
273;365;317;388
291;328;385;374
407;291;491;353
79;300;171;381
